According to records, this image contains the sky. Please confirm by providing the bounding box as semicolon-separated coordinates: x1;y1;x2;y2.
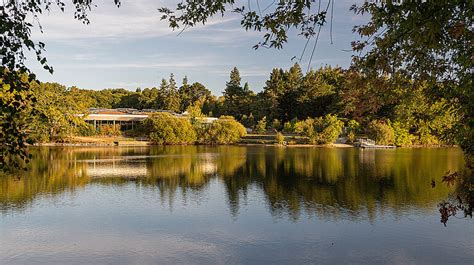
27;0;368;95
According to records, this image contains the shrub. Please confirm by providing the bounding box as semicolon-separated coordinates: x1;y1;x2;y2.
368;120;395;145
76;123;96;136
255;116;267;134
296;114;344;144
143;112;196;144
28;123;51;143
275;132;285;145
99;124;121;137
271;119;282;130
123;125;145;137
283;118;298;133
186;103;204;125
294;119;307;134
199;116;246;144
416;121;439;145
346;119;360;143
392;121;414;146
283;121;293;133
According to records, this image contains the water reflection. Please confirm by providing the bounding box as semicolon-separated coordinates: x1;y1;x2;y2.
1;146;464;221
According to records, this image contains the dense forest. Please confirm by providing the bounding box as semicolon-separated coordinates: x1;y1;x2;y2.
15;63;460;147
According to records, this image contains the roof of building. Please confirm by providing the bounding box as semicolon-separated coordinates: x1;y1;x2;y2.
81;108;218;123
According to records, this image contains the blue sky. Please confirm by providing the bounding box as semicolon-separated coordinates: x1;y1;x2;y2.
28;0;367;95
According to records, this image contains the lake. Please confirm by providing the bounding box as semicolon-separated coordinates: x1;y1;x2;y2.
0;146;472;264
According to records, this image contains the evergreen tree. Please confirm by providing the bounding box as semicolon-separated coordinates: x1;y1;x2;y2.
222;67;256;120
262;68;285;120
179;76;211;112
225;67;242;96
296;66;342;118
179;76;191;112
164;73;181;112
279;63;303;121
155;79;168;110
139;87;161;109
223;67;243;119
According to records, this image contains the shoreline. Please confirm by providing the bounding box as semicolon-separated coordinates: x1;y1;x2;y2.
31;141;457;148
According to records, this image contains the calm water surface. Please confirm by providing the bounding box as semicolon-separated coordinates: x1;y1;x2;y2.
0;146;472;264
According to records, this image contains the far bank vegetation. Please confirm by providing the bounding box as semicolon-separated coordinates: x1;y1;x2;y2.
7;64;459;147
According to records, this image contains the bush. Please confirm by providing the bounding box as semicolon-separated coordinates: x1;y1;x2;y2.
99;124;121;137
28;123;51;143
392;121;414;146
346;120;360;143
255;116;267;134
76;123;97;136
283;121;293;133
143;112;196;144
283;118;298;133
294;119;306;134
199;116;246;144
368;120;394;145
275;132;285;145
271;119;282;130
296;114;344;144
416;121;439;145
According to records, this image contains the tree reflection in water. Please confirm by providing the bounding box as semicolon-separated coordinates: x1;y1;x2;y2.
0;146;467;224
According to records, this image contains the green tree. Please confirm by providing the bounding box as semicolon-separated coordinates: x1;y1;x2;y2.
179;77;211;112
338;72;397;122
178;76;191;112
368;120;395;146
199;116;246;145
143;112;196;145
223;67;242;118
392;121;414;147
295;114;344;144
28;82;86;143
201;95;222;117
393;82;459;145
163;73;181;112
262;68;286;120
222;67;255;120
296;66;342;118
346;119;361;144
140;87;161;109
155;79;169;110
351;1;473;171
278;63;303;121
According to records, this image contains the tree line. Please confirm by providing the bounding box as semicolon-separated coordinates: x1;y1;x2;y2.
16;63;459;147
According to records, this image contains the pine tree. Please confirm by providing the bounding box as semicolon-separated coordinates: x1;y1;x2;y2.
279;63;303;120
179;76;191;112
263;68;286;120
222;67;255;120
155;79;168;110
164;73;181;113
223;67;243;118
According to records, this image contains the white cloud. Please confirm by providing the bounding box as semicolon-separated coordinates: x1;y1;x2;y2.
30;0;241;42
